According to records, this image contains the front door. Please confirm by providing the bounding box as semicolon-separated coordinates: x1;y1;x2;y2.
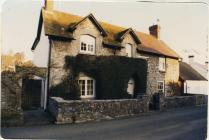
22;79;42;110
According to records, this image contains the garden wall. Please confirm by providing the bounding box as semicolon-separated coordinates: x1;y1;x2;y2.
1;72;23;126
159;95;208;111
48;95;149;124
165;95;207;109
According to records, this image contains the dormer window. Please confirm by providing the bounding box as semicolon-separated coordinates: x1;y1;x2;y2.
80;35;95;54
125;43;132;57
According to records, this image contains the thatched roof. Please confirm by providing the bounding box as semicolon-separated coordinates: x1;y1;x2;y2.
33;8;180;59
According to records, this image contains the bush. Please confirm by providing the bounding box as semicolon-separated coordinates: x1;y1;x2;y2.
50;54;148;100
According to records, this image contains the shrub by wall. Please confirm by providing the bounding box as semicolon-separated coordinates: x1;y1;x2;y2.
50;54;147;100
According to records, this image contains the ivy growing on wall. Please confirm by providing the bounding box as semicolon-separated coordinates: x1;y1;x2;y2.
50;54;147;100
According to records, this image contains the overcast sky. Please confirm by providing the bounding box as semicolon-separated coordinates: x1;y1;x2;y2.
1;0;208;64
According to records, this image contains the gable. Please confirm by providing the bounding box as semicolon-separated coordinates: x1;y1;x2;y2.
117;28;141;44
68;13;107;37
122;32;138;46
73;17;104;38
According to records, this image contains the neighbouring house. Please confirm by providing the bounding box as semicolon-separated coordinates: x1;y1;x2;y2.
179;62;207;95
31;0;181;108
188;55;208;80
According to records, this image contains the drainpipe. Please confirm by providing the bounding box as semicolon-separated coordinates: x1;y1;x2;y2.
46;38;52;107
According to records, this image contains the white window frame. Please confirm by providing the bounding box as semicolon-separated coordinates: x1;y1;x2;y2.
157;81;164;93
80;34;96;55
78;76;95;98
159;57;166;72
125;43;132;57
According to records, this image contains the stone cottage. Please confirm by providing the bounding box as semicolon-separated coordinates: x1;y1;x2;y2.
32;0;181;106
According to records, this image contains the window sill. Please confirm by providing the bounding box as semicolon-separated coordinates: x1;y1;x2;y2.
81;96;95;100
79;52;96;55
159;70;166;73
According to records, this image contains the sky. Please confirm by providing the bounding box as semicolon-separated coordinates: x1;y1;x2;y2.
1;0;208;64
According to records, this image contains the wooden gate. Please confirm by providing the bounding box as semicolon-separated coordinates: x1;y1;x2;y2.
22;79;42;110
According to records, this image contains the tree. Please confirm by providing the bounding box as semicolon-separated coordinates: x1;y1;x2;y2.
1;52;35;72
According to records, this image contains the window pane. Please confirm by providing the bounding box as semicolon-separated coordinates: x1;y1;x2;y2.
80;35;95;54
83;44;86;51
159;58;165;71
87;80;93;95
91;45;93;52
79;80;86;95
125;44;132;57
157;82;164;93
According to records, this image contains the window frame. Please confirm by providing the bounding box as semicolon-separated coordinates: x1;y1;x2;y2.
78;76;95;98
159;57;166;72
80;34;96;55
157;81;164;93
125;43;132;57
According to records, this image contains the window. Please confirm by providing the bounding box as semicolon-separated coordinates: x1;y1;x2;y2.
80;35;95;54
78;76;95;98
159;57;166;71
127;78;135;95
125;44;132;57
157;81;164;93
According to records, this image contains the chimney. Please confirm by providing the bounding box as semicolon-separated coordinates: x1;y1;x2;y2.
188;55;194;64
205;61;208;69
45;0;54;11
149;24;161;39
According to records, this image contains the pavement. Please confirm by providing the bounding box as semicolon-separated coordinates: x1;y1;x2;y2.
1;106;207;140
23;109;54;126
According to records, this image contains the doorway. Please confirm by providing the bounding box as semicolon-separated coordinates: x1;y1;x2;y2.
22;76;46;110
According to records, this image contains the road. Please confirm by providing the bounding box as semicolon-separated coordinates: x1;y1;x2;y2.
1;106;207;140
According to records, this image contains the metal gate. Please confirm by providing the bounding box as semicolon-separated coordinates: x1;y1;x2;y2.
22;79;42;110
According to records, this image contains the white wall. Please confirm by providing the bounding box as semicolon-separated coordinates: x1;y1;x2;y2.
33;25;49;67
184;80;208;95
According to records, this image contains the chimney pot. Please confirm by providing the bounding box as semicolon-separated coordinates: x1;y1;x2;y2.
45;0;54;11
205;61;208;67
188;55;194;64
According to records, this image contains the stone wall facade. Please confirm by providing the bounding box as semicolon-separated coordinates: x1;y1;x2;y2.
137;53;165;96
49;18;141;91
48;96;149;124
48;17;180;99
1;72;23;126
138;52;180;97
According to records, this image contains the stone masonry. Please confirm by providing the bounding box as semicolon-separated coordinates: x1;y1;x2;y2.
138;52;180;97
49;18;139;89
1;72;23;126
48;96;149;124
47;15;180;98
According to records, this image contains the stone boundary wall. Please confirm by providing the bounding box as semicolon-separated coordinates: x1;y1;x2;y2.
165;95;207;110
48;96;149;124
1;72;23;126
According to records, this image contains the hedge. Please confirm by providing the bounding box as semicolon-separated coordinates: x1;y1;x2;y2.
50;54;147;100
